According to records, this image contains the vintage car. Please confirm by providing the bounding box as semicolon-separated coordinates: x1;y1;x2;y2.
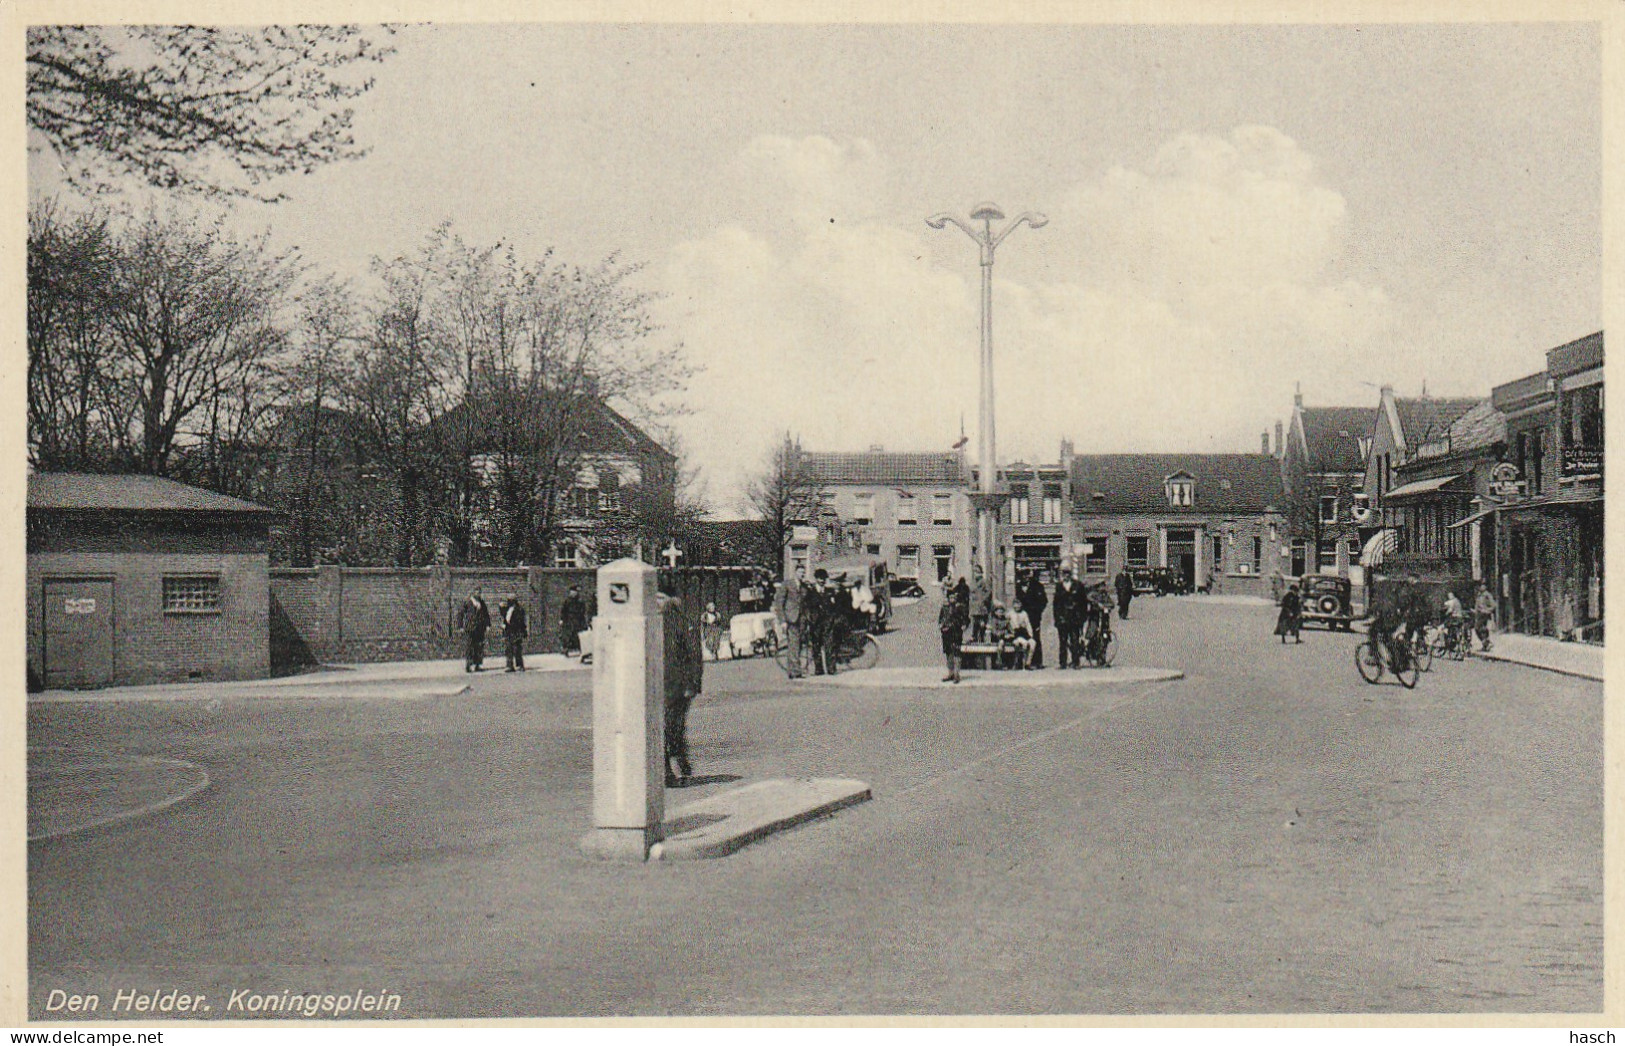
1123;566;1160;595
818;554;894;632
1298;573;1355;630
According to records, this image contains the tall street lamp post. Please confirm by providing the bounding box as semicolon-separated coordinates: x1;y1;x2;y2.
927;202;1047;600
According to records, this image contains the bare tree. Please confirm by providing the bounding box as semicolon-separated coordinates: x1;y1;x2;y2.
27;202;120;471
27;25;394;201
27;205;295;481
409;228;694;565
743;433;826;572
343;244;459;566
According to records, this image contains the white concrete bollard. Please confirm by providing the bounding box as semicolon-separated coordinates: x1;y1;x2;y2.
579;558;665;862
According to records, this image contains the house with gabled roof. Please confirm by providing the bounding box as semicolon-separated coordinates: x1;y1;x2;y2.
1068;453;1289;598
1282;394;1378;580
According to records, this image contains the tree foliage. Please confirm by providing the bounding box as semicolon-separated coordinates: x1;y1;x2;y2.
27;25;393;200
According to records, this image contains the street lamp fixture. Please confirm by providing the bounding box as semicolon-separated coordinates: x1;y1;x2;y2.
927;202;1047;598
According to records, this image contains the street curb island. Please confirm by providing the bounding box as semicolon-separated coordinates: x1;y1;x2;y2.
652;778;873;861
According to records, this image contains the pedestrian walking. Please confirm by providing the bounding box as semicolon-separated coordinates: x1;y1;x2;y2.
700;601;724;661
1114;570;1134;619
939;585;967;683
660;594;703;787
1473;583;1497;651
1053;568;1083;668
1017;571;1049;668
458;587;491;672
559;585;587;658
499;593;529;672
969;567;992;642
772;566;808;678
1274;582;1302;644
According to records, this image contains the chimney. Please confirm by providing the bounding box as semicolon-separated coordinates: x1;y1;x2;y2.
1274;420;1283;457
1293;384;1303;409
1059;438;1075;466
1261;431;1270;455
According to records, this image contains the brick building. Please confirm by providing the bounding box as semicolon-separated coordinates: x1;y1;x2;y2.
1282;397;1377;581
27;473;275;688
1068;454;1289;599
796;449;972;583
1488;331;1603;639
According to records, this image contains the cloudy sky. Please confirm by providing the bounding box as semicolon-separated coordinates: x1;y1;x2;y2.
29;21;1601;514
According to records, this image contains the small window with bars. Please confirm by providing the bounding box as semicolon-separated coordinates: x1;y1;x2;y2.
163;575;221;614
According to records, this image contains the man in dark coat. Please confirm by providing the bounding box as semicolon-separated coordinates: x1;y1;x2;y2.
559;585;587;657
500;593;528;672
1114;571;1134;619
807;568;838;676
1052;568;1083;669
661;594;703;786
458;588;491;673
1017;572;1049;669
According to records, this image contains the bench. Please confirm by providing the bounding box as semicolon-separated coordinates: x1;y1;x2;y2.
959;641;1022;670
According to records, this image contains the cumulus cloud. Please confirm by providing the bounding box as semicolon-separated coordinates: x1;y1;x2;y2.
659;128;1395;513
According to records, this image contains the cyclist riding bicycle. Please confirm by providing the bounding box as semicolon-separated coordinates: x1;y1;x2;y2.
1441;588;1467;648
1369;595;1410;672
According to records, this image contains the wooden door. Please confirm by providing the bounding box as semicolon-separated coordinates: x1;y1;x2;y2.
43;579;115;689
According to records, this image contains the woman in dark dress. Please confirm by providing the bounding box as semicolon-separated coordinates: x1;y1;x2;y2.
1274;583;1303;644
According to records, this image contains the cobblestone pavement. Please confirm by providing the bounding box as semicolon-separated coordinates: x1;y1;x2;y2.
27;595;1601;1018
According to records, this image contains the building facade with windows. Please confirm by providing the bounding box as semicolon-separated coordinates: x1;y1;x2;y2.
1488;331;1603;640
796;449;972;583
1381;398;1507;592
27;473;275;688
995;444;1075;586
1282;396;1376;582
1068;454;1289;599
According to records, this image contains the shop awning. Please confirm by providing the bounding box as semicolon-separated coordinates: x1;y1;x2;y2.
1360;528;1398;568
1383;473;1469;502
1446;505;1498;530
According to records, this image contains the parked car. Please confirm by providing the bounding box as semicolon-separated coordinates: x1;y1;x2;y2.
1123;567;1160;595
1298;574;1355;630
889;576;926;600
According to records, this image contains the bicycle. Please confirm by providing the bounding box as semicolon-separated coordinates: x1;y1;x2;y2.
1409;626;1434;673
1429;618;1472;662
1080;618;1119;667
774;625;879;676
1355;628;1420;689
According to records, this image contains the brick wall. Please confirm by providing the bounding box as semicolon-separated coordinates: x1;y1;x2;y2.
268;564;768;666
28;550;270;686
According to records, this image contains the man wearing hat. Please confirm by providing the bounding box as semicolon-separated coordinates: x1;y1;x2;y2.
1052;567;1083;669
808;567;837;675
500;592;529;672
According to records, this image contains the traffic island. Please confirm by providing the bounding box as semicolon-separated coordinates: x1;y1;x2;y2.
808;666;1184;688
28;752;210;841
653;778;872;861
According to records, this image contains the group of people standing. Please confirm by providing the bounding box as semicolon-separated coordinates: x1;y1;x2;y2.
457;588;531;672
937;566;1124;682
770;566;872;677
456;584;591;672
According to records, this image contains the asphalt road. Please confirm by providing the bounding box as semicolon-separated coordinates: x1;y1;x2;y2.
28;594;1603;1017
